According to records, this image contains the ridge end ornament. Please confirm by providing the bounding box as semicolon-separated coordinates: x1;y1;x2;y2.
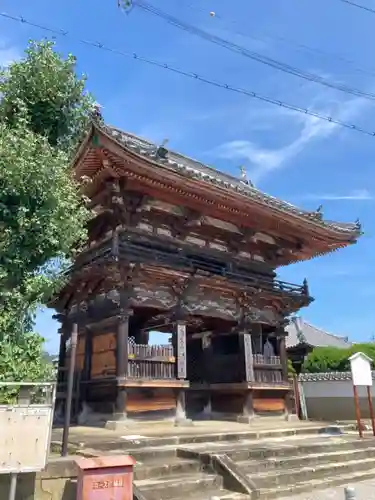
355;218;362;232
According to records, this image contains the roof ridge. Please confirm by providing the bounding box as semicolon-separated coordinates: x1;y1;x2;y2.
107;125;266;193
301;319;350;342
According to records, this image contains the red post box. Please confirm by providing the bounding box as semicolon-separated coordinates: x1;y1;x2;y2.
75;455;136;500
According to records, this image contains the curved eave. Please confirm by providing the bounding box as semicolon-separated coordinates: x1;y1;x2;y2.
279;239;358;266
74;123;362;244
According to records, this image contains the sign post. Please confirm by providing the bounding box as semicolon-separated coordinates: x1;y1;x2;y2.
0;382;56;500
349;352;374;438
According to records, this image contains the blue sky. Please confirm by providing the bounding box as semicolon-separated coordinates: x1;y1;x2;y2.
1;0;375;352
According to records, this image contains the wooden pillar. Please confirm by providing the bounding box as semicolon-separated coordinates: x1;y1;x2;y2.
115;309;132;417
176;320;187;380
57;329;67;385
240;331;255;383
238;391;255;424
278;330;294;420
116;310;132;379
238;329;255;423
202;333;212;417
175;319;191;425
81;327;93;402
279;334;289;382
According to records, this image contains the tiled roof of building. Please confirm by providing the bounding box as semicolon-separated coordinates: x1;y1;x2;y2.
95;123;361;238
286;317;352;349
299;371;375;382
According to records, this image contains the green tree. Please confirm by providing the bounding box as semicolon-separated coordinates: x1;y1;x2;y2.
0;40;93;383
0;40;93;152
0;332;55;403
303;343;375;373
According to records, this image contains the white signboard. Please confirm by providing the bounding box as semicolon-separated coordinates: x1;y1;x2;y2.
0;383;55;474
349;352;373;387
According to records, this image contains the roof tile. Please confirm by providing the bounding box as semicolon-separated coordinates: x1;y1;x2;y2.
98;123;361;237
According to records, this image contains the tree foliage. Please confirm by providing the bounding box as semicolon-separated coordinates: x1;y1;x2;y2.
287;358;296;376
0;114;89;294
0;332;54;403
303;344;375;373
0;40;94;382
0;40;93;152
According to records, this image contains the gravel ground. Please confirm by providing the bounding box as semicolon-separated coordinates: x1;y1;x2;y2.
278;479;375;499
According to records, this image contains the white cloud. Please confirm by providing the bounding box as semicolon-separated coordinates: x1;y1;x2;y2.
302;189;373;201
213;93;370;182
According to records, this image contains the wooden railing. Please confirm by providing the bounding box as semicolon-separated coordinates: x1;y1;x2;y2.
254;369;284;384
252;354;286;384
127;342;176;379
117;232;309;297
253;354;281;366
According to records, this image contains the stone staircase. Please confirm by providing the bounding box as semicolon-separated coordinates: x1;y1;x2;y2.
78;425;375;499
181;434;375;499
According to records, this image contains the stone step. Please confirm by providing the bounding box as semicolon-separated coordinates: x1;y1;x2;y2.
168;489;248;500
79;443;181;461
221;436;372;462
240;445;375;474
134;458;202;480
178;435;363;463
253;456;375;489
259;467;375;499
72;424;339;453
135;472;223;500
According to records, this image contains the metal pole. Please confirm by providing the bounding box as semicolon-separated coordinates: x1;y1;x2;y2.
61;323;78;457
344;486;356;500
8;473;17;500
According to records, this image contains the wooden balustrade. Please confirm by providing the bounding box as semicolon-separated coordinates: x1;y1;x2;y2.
253;354;281;366
127;342;176;379
252;354;286;385
254;369;284;384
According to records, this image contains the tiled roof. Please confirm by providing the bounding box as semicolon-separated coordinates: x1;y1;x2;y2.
286;317;351;349
96;123;361;237
299;371;375;382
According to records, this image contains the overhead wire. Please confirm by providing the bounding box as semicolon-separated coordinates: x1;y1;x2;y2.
175;0;375;79
339;0;375;14
133;0;375;102
1;11;375;138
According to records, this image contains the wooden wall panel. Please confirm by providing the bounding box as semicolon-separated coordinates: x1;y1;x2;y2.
76;335;85;371
91;332;116;378
91;351;116;377
64;335;85;371
92;332;116;353
253;398;285;412
127;388;176;413
253;389;286;413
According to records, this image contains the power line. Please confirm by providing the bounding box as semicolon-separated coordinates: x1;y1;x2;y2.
1;11;375;138
133;0;375;103
175;0;375;79
339;0;375;14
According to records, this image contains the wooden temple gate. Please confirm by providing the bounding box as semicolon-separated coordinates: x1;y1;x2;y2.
52;119;361;426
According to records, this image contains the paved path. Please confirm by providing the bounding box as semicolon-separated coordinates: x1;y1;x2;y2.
279;478;375;499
